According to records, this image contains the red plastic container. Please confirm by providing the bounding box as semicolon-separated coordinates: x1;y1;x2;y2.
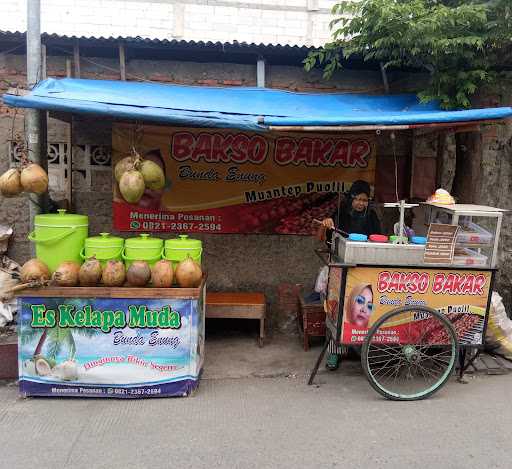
369;234;389;243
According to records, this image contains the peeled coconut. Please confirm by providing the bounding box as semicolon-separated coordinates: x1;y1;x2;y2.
119;170;145;204
55;360;78;381
53;261;81;287
126;261;151;287
114;155;136;183
0;168;22;197
140;160;165;190
151;260;173;288
175;256;202;288
34;356;51;376
102;260;126;287
20;163;49;194
79;257;102;286
20;258;51;283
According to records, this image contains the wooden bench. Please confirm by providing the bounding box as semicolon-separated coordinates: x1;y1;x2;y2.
205;292;266;347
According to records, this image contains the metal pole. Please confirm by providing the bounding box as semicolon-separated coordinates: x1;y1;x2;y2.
26;0;48;253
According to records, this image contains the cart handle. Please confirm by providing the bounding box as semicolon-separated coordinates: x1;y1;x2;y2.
313;219;349;238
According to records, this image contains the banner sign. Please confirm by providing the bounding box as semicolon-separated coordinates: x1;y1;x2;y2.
327;266;492;346
18;295;204;398
112;124;376;234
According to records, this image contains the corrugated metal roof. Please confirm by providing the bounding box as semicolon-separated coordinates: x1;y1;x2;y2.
0;30;313;53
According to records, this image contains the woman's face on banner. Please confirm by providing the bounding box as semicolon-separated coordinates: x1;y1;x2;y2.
350;287;373;327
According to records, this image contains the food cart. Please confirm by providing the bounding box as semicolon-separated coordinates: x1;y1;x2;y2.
308;201;505;401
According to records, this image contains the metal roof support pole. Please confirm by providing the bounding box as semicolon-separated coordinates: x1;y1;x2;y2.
257;57;266;88
26;0;48;250
73;40;80;78
119;41;126;81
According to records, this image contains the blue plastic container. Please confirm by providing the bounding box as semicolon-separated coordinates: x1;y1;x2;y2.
411;236;427;245
348;233;368;242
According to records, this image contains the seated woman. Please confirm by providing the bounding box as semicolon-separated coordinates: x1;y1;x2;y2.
317;180;382;370
319;179;382;239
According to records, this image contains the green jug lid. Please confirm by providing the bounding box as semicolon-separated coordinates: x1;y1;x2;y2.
165;234;202;249
125;233;163;248
85;233;124;248
34;209;88;226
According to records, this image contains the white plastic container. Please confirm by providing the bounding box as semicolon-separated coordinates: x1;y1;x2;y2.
452;247;488;267
456;221;493;245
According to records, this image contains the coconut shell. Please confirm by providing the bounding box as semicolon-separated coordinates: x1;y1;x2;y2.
114;156;136;182
151;260;174;288
35;357;51;376
175;257;202;288
102;260;126;287
79;257;102;286
0;168;22;197
20;163;49;194
126;261;151;287
119;170;145;204
53;261;81;287
20;259;51;283
140;160;165;190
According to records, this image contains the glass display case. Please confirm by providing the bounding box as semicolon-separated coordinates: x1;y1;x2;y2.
424;203;506;268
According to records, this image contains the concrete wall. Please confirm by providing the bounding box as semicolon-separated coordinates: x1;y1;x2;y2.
0;0;337;47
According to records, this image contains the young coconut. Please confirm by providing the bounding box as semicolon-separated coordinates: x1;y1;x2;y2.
79;257;102;286
20;163;49;194
151;259;173;288
175;256;202;288
20;259;51;283
114;155;136;183
53;261;81;287
126;260;151;287
102;260;126;287
0;168;22;197
140;159;165;190
34;356;52;376
119;170;145;204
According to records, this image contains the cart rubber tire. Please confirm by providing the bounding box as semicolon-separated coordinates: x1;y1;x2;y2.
361;305;458;401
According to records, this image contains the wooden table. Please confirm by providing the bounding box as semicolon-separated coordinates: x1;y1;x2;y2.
206;292;266;347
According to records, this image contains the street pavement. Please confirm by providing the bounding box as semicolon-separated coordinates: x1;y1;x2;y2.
1;368;511;469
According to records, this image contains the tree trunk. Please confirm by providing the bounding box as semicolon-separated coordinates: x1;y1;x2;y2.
452;131;482;204
33;328;47;358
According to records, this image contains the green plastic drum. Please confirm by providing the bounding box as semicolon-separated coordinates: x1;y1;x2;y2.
122;233;163;268
28;209;88;273
163;234;202;269
81;233;124;268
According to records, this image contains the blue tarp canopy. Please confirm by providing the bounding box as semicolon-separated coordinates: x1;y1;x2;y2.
4;78;512;132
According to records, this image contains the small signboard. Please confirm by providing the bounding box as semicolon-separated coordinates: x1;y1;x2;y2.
423;223;459;264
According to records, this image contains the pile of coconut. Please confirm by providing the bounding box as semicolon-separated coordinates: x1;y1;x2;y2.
20;256;203;288
0;162;48;198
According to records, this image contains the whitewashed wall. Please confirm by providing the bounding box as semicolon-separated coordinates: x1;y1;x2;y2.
0;0;339;47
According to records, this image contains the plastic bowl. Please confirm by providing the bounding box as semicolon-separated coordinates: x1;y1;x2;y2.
348;233;368;242
369;234;388;243
389;235;408;244
411;236;427;245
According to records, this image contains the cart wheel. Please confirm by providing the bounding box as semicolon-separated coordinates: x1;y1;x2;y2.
362;306;458;401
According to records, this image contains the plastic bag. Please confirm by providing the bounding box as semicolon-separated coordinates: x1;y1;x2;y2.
314;266;329;295
486;292;512;359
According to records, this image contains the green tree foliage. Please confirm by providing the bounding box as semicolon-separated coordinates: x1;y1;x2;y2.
304;0;511;109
